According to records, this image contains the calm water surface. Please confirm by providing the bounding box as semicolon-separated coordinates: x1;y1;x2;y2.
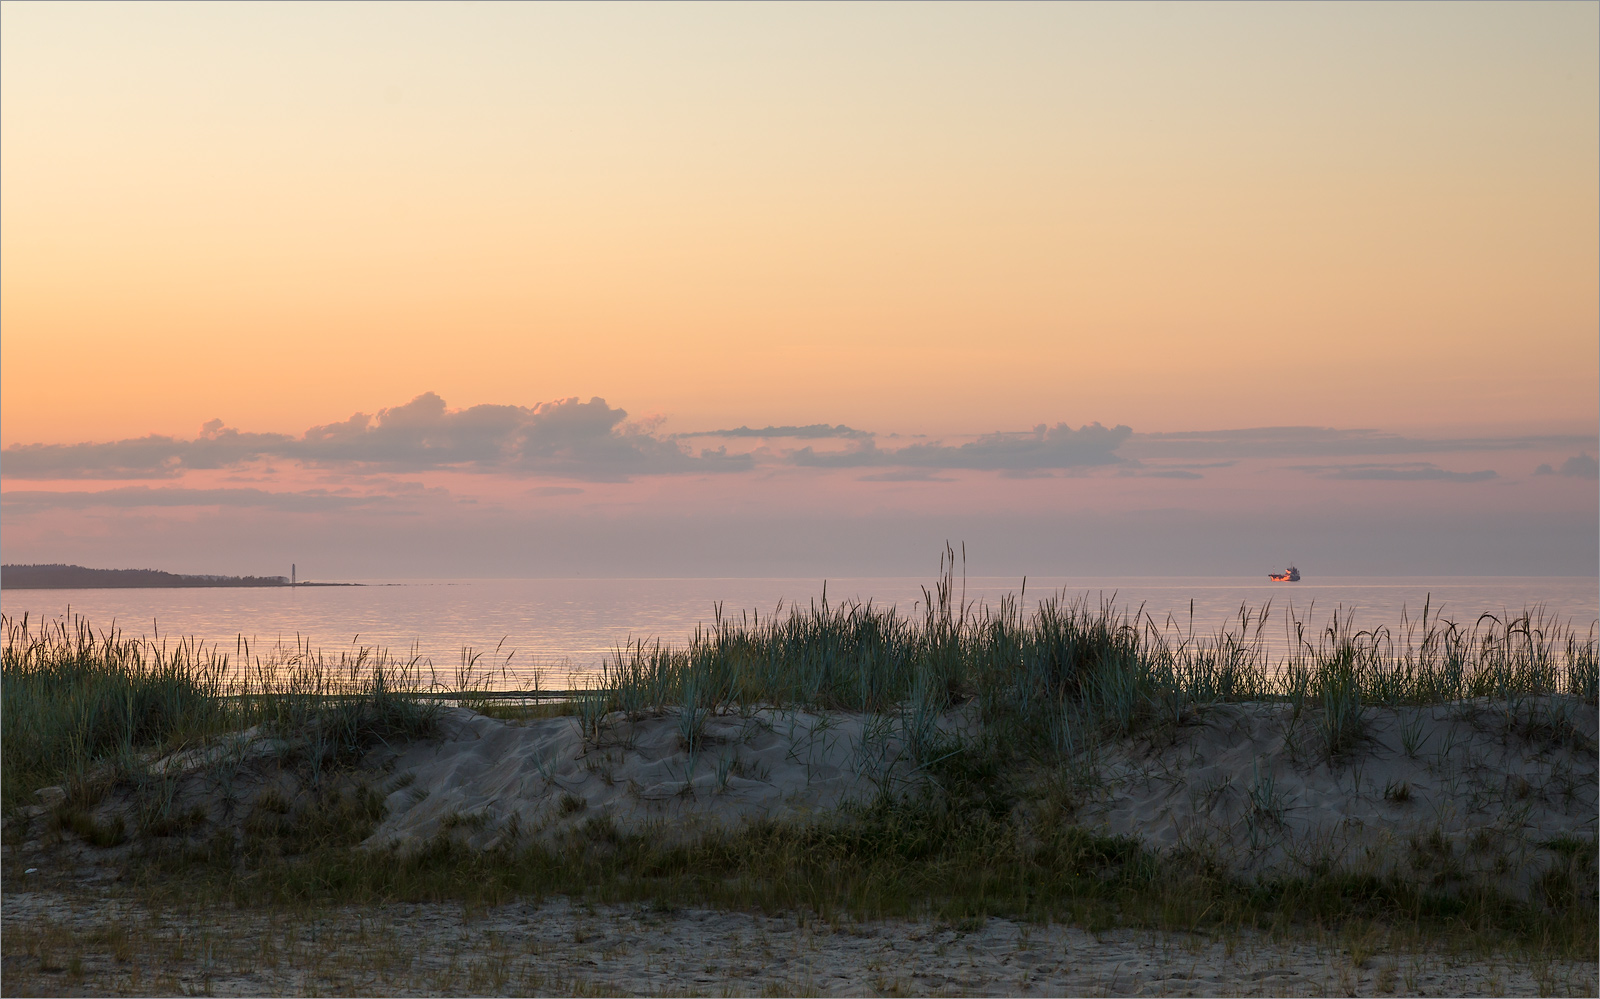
3;576;1595;689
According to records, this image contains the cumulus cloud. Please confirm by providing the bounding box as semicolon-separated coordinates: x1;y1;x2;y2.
1535;453;1599;479
292;393;750;480
674;424;873;440
1124;427;1594;461
793;423;1131;471
1291;462;1497;482
2;393;752;481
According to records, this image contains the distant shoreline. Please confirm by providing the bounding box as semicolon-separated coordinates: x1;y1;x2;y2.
0;564;360;589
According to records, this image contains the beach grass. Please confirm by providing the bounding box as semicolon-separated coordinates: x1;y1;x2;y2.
590;547;1595;766
1;615;441;814
1;616;232;811
3;551;1595;959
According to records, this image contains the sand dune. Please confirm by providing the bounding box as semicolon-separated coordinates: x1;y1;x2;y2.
358;696;1595;896
365;706;942;851
1084;697;1596;893
13;694;1592;899
7;695;1594;995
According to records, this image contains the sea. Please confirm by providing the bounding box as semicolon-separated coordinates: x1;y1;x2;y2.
2;576;1595;690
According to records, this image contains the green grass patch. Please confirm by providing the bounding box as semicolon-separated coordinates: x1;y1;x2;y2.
1;616;231;808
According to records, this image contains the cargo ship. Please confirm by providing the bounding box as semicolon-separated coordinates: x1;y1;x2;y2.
1268;565;1301;582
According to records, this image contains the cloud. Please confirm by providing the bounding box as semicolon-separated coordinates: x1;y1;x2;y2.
11;403;1586;494
0;486;386;512
1291;462;1498;482
794;423;1131;471
2;393;752;481
1;426;295;479
529;486;585;496
1124;427;1595;461
674;424;873;440
1537;454;1599;479
294;394;751;480
1557;453;1598;479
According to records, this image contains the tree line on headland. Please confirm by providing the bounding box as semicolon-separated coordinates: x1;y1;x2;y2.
0;564;347;589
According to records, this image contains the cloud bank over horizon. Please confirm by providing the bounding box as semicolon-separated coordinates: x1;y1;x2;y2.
3;393;1594;578
1;393;749;482
793;423;1133;472
7;392;1592;483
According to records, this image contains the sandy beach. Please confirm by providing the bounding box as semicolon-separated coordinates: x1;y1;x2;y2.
5;885;1596;997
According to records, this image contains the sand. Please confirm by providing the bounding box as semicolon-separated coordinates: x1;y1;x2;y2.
345;697;1595;896
5;886;1595;996
1082;696;1597;893
22;695;1589;892
363;705;957;851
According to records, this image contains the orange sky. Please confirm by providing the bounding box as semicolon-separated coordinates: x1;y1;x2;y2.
3;1;1596;446
2;3;1596;579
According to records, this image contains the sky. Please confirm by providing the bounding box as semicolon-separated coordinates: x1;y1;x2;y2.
2;1;1596;578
